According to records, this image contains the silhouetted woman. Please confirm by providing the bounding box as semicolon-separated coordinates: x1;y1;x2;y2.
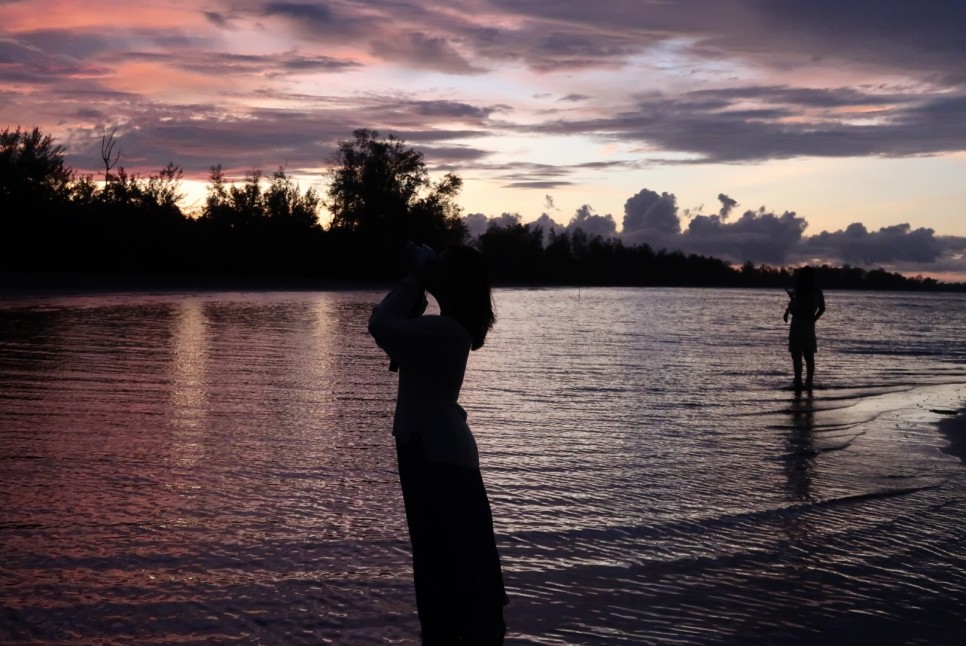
369;243;507;645
784;265;826;390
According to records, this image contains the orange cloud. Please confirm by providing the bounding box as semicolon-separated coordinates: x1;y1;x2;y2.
107;61;229;100
6;0;205;32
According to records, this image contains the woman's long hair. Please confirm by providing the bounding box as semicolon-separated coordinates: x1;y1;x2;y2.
443;244;495;350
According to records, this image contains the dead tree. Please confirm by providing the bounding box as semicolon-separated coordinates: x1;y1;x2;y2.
101;127;120;184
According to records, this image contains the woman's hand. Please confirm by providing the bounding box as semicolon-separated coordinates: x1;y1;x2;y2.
404;241;437;282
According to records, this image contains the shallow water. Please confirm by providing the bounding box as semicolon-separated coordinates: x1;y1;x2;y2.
2;287;966;644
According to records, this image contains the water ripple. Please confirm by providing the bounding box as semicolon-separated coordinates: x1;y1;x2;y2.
2;289;966;644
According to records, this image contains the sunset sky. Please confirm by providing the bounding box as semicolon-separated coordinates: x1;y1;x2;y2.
3;0;966;279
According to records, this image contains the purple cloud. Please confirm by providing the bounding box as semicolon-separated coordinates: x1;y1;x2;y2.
567;205;616;238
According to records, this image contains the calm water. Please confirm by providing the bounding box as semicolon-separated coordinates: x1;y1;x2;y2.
2;287;966;645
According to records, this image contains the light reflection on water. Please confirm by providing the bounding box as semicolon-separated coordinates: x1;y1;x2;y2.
2;288;966;645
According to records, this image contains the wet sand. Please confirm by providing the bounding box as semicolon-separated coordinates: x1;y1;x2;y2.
936;405;966;463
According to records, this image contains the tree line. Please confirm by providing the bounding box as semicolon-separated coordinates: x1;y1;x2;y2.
1;125;962;291
1;127;464;282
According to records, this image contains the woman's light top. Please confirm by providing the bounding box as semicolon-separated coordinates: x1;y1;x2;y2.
368;275;480;469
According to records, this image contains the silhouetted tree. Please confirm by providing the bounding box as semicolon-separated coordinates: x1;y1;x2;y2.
200;166;265;231
325;128;465;276
1;126;72;209
197;165;324;275
265;168;322;230
95;163;184;217
478;220;544;283
544;228;573;281
1;127;76;270
201;165;233;229
262;168;325;276
61;159;190;273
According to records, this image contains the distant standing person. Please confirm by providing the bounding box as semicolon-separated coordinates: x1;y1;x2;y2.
369;242;507;645
784;266;826;390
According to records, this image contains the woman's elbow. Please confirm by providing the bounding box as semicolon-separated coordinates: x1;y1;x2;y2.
368;317;386;340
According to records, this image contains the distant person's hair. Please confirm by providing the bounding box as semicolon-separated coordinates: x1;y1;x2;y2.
444;244;495;350
795;265;817;292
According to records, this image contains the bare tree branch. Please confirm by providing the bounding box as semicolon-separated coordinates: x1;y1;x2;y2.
101;127;120;183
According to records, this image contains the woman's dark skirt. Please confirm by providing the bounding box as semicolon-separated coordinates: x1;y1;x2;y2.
788;318;817;354
396;434;508;645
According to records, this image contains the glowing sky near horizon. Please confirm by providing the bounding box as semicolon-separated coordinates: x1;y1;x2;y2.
3;0;966;278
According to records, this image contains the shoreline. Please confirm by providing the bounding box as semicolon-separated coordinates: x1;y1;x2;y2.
818;380;966;468
0;271;387;298
4;270;966;296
